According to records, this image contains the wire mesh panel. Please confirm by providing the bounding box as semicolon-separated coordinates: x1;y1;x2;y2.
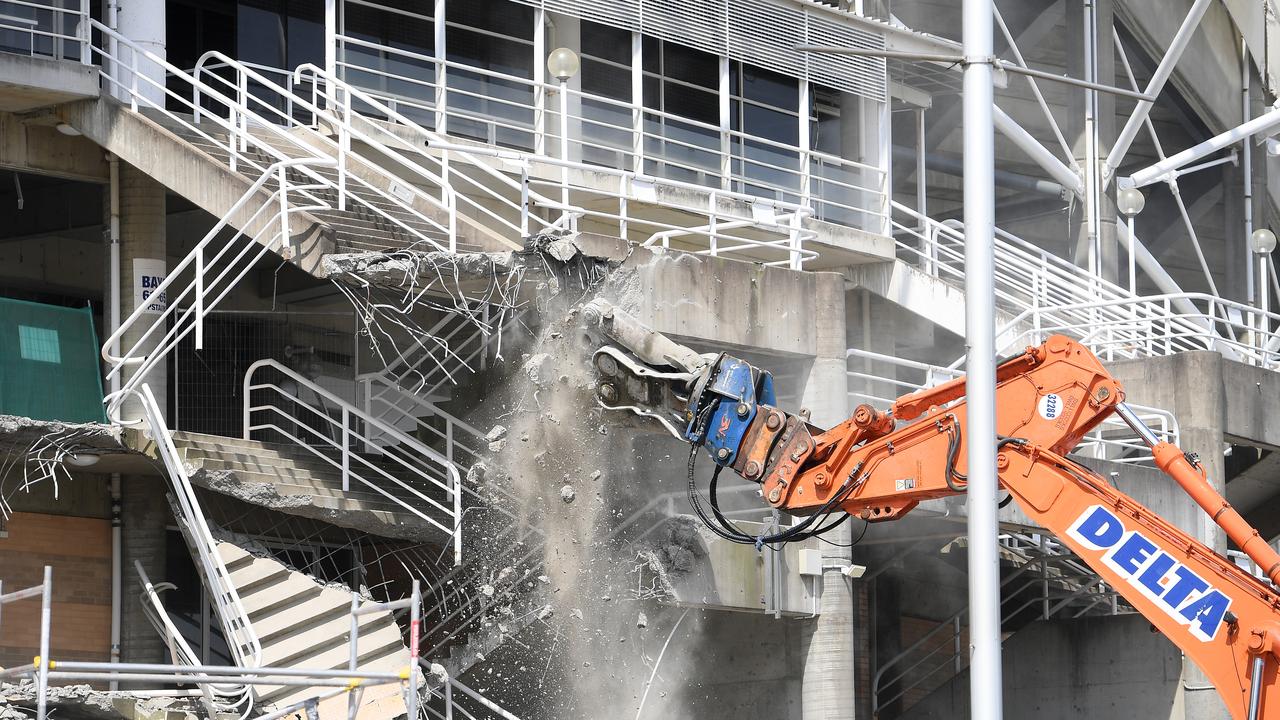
173;310;357;438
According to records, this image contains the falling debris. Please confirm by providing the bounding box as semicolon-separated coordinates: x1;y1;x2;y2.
560;484;577;504
636;612;648;629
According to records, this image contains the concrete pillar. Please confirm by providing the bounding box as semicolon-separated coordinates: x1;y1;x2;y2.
839;92;889;236
799;273;855;720
119;474;169;672
117;162;168;423
1107;353;1230;719
1111;353;1226;550
116;0;166;106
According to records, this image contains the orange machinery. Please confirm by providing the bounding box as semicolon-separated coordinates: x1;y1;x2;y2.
585;300;1280;720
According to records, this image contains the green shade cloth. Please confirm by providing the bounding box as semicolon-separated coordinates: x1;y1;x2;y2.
0;297;107;423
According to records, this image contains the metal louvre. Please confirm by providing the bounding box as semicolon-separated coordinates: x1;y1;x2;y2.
804;11;886;101
640;0;727;57
504;0;887;100
542;0;639;30
728;0;805;80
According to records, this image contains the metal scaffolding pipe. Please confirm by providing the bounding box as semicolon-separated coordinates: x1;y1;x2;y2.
1103;0;1213;185
992;106;1084;197
1126;103;1280;188
963;0;1003;717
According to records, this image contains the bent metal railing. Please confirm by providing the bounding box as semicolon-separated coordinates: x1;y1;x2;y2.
243;359;464;566
129;385;262;714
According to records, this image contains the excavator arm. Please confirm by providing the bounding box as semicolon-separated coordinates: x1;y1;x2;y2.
585;301;1280;720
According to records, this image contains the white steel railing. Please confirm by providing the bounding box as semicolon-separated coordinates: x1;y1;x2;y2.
100;158;334;422
243;359;464;565
845;347;1178;465
290;62;823;267
130;384;262;705
329;44;878;267
0;0;88;63
89;24;456;255
891;202;1280;371
134;561;252;716
335;39;889;226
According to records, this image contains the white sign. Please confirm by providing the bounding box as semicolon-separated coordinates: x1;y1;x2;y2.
1037;393;1062;420
133;258;167;315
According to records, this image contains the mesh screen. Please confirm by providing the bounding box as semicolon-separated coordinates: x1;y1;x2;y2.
0;297;106;423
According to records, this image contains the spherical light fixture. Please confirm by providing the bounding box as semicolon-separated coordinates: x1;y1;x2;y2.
1116;187;1145;217
547;48;580;82
1252;228;1277;255
66;451;100;467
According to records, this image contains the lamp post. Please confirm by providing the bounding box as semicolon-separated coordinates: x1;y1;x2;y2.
1116;187;1145;295
1252;229;1276;333
547;47;580;214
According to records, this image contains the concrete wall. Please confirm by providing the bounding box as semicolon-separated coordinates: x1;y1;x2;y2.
900;614;1200;720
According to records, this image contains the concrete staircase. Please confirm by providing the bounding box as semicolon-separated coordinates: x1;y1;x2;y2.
214;538;413;716
126;428;456;544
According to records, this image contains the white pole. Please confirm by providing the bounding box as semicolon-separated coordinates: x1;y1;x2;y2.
1103;0;1213;185
963;1;1003;719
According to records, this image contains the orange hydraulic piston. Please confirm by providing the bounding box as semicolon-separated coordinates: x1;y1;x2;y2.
1153;441;1280;585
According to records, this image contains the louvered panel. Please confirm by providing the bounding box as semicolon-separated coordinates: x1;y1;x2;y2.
728;0;805;80
804;9;885;101
641;0;728;56
543;0;640;30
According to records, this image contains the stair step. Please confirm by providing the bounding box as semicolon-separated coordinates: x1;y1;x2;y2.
252;592;362;642
260;612;399;667
227;557;292;594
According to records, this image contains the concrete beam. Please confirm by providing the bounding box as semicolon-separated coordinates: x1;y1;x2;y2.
0;113;106;183
0;54;97;113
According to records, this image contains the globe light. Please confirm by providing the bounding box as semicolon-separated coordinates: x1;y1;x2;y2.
1252;228;1277;255
547;48;580;82
1116;187;1145;217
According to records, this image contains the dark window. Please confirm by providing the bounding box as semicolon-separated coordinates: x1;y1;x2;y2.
581;21;630;65
446;0;533;40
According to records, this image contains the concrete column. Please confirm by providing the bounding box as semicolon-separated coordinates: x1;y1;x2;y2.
116;0;166;106
838;93;888;236
117;162;168;423
799;273;855;720
119;475;169;672
1110;352;1226;551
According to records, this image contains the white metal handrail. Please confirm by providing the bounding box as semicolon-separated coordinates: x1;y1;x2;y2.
133;560;249;717
288;62;577;240
334;37;889;229
0;0;88;63
190;51;456;252
328;41;884;267
88;22;448;263
130;384;263;680
100;158;334;421
243;359;464;565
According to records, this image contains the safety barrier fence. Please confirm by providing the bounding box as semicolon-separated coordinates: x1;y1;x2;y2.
846;347;1178;465
871;531;1127;716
